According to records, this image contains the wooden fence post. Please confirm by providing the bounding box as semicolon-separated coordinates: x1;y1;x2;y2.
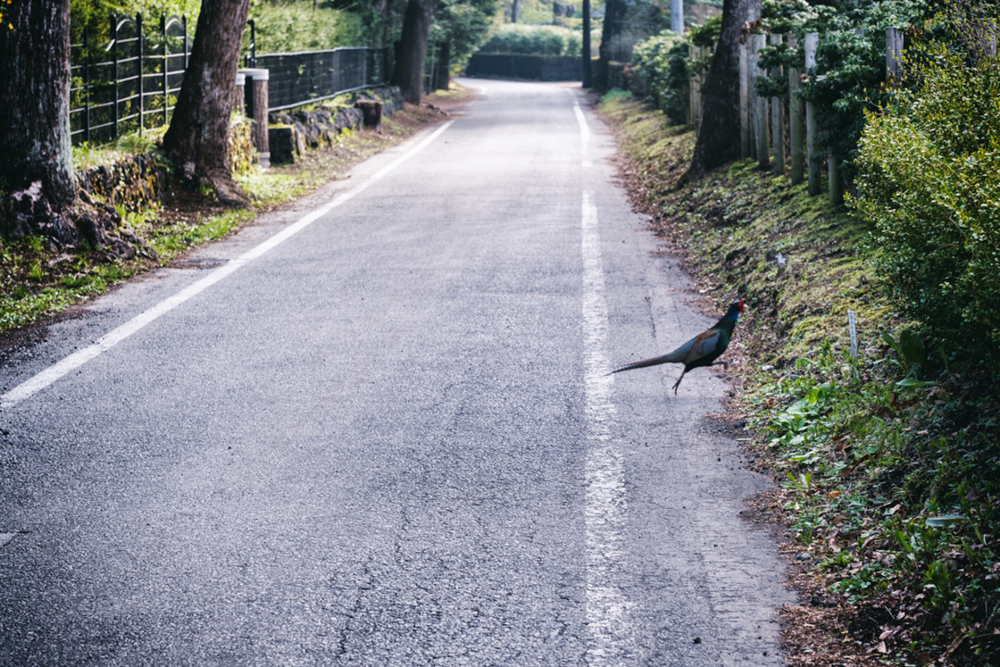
234;71;246;115
241;68;271;168
111;14;120;140
804;32;821;196
788;35;804;185
690;46;700;128
747;41;758;160
828;152;843;205
137;13;145;134
753;34;769;170
769;33;785;176
740;40;751;159
886;27;904;85
83;25;92;144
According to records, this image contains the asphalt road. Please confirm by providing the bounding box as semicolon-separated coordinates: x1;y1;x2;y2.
0;79;792;666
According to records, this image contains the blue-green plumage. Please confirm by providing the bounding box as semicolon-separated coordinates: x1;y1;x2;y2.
612;300;745;394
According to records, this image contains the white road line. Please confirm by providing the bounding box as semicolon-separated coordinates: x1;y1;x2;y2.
574;102;591;165
582;191;633;665
0;121;454;410
579;91;633;664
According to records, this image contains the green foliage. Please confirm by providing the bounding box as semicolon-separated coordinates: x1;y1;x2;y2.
248;1;365;52
600;63;1000;667
229;114;257;176
477;23;581;56
755;1;933;183
433;0;499;66
70;1;203;41
72;131;159;171
688;14;721;49
880;327;926;377
630;29;689;125
853;47;1000;374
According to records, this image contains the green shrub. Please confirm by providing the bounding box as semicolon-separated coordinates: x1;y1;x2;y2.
247;0;365;53
630;29;689;125
433;0;499;67
477;24;580;57
852;47;1000;372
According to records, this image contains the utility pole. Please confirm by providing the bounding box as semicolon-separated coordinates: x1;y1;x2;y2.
582;0;591;87
671;0;683;34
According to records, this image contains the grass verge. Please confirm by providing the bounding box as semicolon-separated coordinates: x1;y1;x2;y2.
598;91;999;667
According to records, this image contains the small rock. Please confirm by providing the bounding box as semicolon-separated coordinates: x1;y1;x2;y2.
797;553;812;561
693;637;701;644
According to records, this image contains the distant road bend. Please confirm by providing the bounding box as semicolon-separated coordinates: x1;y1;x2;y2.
0;79;791;666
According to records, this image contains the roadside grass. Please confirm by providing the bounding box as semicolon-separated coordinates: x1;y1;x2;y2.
599;91;999;667
0;91;458;338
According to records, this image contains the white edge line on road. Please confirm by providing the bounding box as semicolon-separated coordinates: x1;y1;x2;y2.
582;191;632;664
573;102;591;156
0;120;454;410
578;94;633;663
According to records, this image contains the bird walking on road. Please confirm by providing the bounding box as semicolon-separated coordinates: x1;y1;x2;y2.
612;300;746;394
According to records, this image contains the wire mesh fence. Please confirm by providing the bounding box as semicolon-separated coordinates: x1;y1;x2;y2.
70;14;389;147
70;14;190;147
248;46;390;112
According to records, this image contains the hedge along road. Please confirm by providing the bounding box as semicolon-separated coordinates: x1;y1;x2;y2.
0;79;792;666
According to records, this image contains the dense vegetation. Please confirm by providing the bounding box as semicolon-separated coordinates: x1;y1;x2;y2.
620;1;1000;664
476;23;582;56
69;0;498;70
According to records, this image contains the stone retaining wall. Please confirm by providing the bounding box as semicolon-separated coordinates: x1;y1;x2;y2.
74;86;405;213
268;86;405;165
76;153;168;215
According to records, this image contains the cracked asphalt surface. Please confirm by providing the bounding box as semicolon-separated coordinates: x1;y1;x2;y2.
0;79;792;666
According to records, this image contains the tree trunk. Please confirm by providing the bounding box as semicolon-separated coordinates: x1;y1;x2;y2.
511;0;521;23
162;0;252;207
0;0;75;240
391;0;435;105
0;0;138;255
689;0;762;179
597;0;627;92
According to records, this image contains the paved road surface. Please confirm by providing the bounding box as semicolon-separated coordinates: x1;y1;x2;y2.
0;79;792;666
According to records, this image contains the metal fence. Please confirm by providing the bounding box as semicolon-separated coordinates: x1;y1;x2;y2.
70;14;389;147
70;14;190;146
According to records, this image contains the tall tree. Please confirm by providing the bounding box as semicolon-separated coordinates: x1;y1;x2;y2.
688;0;761;179
391;0;435;104
162;0;252;207
0;0;129;253
597;0;627;92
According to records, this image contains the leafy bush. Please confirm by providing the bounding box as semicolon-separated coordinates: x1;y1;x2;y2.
853;47;1000;373
754;1;932;184
70;0;203;40
477;24;581;57
630;29;689;125
433;0;499;67
248;0;365;53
